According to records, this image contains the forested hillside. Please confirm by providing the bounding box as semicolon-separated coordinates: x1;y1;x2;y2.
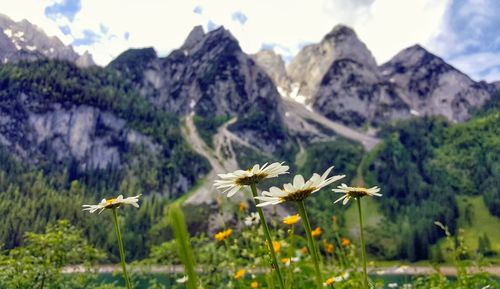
0;59;209;259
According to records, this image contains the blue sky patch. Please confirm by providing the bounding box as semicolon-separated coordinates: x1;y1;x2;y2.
44;0;81;22
58;25;71;35
72;29;99;46
193;6;203;15
207;20;219;32
446;0;500;56
232;11;247;25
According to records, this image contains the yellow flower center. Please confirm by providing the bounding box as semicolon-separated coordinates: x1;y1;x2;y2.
235;173;268;186
104;198;120;209
346;187;371;198
281;188;315;202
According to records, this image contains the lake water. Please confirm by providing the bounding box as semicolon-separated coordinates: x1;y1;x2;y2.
95;273;500;288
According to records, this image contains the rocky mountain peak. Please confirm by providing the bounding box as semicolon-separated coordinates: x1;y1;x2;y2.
181;25;205;50
286;24;378;103
323;24;357;42
0;13;94;67
381;45;492;122
251;49;291;96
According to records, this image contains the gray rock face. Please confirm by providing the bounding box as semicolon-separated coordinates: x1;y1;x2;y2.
287;25;378;102
256;25;495;127
314;59;410;127
1;98;158;170
381;45;492;122
0;13;95;66
251;50;291;95
494;81;500;91
112;26;289;154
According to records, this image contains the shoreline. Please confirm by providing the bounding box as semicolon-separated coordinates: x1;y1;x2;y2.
62;264;500;277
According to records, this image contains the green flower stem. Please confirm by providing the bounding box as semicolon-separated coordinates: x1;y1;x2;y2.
250;183;285;289
356;197;368;289
112;208;132;289
297;200;323;288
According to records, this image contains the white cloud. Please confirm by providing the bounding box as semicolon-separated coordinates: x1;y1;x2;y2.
448;52;500;81
0;0;491;82
481;67;500;82
356;0;452;64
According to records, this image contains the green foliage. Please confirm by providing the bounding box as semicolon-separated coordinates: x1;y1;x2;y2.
365;117;459;261
107;47;157;83
193;114;230;148
434;112;500;216
169;204;199;289
0;150;172;260
0;220;104;289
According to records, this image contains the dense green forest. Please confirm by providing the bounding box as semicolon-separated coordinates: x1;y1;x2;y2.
360;97;500;261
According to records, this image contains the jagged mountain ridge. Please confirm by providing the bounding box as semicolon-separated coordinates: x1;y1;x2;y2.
0;13;94;67
381;44;494;122
109;26;293;155
254;25;498;127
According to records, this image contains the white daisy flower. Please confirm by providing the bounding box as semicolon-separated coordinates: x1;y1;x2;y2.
255;167;345;207
214;162;289;197
332;183;382;205
82;194;141;214
244;212;261;226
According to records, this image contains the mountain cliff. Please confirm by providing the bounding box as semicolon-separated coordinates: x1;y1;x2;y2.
109;26;293;155
255;25;495;127
381;44;494;122
286;25;379;103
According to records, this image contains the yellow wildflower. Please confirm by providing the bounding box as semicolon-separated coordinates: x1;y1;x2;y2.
273;241;281;254
311;227;322;238
341;238;350;247
251;281;259;288
283;214;301;225
325;242;334;254
234;268;245;279
323;277;335;286
239;202;248;212
214;229;233;241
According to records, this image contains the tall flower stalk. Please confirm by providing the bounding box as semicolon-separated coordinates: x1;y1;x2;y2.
250;183;285;289
297;200;322;288
82;194;141;289
332;184;382;289
214;162;289;289
112;208;132;289
356;197;368;289
255;167;345;289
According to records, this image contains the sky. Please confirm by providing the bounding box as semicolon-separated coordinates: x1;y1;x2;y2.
1;0;499;82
